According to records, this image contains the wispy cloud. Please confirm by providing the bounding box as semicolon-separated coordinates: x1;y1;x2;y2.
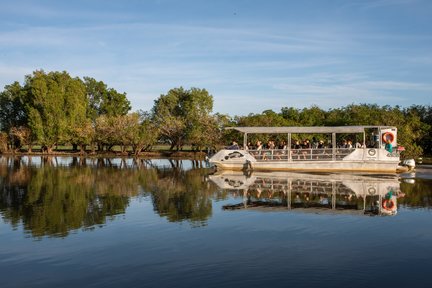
1;1;431;116
342;0;420;10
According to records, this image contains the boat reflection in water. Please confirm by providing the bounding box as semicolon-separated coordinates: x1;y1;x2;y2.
209;171;403;216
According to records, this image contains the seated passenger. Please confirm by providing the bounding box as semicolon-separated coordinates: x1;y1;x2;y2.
226;141;239;150
385;139;393;153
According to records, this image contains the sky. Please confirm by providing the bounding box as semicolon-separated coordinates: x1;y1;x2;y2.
0;0;431;116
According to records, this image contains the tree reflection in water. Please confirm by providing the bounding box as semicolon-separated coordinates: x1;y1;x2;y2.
0;156;216;238
1;156;431;238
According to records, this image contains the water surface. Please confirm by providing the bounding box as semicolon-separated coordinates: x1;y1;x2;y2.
0;156;431;288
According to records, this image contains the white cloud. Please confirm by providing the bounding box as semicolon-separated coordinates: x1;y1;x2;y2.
1;3;431;116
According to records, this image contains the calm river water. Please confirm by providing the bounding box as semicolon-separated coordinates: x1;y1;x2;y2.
1;156;431;288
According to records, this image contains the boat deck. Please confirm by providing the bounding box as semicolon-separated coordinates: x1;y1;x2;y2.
248;147;354;161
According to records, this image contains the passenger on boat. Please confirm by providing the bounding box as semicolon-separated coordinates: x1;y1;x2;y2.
263;140;275;160
255;140;263;159
246;142;253;150
276;141;287;159
227;141;239;150
312;137;319;149
385;139;393;153
319;195;329;205
257;141;263;149
268;140;275;149
340;139;347;148
291;140;301;160
294;193;302;203
301;139;310;159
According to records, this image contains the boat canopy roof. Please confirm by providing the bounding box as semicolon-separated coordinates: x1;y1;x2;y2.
225;126;396;134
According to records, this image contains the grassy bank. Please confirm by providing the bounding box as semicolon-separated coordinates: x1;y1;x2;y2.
2;145;207;159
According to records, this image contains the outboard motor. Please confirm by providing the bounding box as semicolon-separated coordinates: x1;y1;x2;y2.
402;159;416;170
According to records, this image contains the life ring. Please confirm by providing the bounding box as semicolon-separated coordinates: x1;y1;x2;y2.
382;199;395;211
382;132;394;143
367;187;376;195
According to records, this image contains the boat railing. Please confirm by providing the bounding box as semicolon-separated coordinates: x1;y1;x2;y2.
248;148;356;161
252;180;352;194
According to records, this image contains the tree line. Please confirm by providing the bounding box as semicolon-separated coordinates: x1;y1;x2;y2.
0;70;431;157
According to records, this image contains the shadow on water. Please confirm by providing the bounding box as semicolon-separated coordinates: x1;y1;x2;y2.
1;156;432;238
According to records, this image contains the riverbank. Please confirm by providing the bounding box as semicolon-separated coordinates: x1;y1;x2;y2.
0;150;207;159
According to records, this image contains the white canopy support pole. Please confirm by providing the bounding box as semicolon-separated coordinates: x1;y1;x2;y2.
363;132;366;148
332;132;336;161
287;133;292;162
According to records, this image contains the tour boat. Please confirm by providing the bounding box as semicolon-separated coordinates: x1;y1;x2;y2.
209;126;413;173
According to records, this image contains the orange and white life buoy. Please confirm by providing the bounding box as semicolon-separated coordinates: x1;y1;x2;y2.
382;199;395;211
382;132;394;143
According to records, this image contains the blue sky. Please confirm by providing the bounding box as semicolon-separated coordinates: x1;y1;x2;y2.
1;0;431;116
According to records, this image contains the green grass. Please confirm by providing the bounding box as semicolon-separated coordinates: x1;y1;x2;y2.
19;144;201;153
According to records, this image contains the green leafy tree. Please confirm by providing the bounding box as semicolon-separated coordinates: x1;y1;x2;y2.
127;111;160;154
83;77;131;120
84;77;131;151
70;119;95;153
233;110;290;145
0;81;27;132
280;107;301;125
24;71;87;153
404;105;432;155
151;87;215;150
298;105;326;126
94;115;119;151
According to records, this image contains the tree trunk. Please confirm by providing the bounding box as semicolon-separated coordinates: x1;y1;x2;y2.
46;145;54;154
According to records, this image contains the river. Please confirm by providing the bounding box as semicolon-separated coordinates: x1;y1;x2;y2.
0;156;431;288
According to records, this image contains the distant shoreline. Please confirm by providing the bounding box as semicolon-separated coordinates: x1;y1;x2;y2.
0;150;207;159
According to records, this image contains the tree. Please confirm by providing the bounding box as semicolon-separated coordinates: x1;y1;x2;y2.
83;77;131;151
70;119;95;153
280;107;301;125
405;105;432;155
83;77;131;121
0;81;27;132
298;106;326;126
126;111;160;155
10;126;33;152
24;70;88;153
0;132;8;152
94;115;119;151
233;110;290;145
151;87;214;150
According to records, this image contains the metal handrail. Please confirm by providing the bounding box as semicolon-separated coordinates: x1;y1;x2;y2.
248;148;356;161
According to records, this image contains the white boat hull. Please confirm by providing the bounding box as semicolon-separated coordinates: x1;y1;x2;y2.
209;149;400;173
